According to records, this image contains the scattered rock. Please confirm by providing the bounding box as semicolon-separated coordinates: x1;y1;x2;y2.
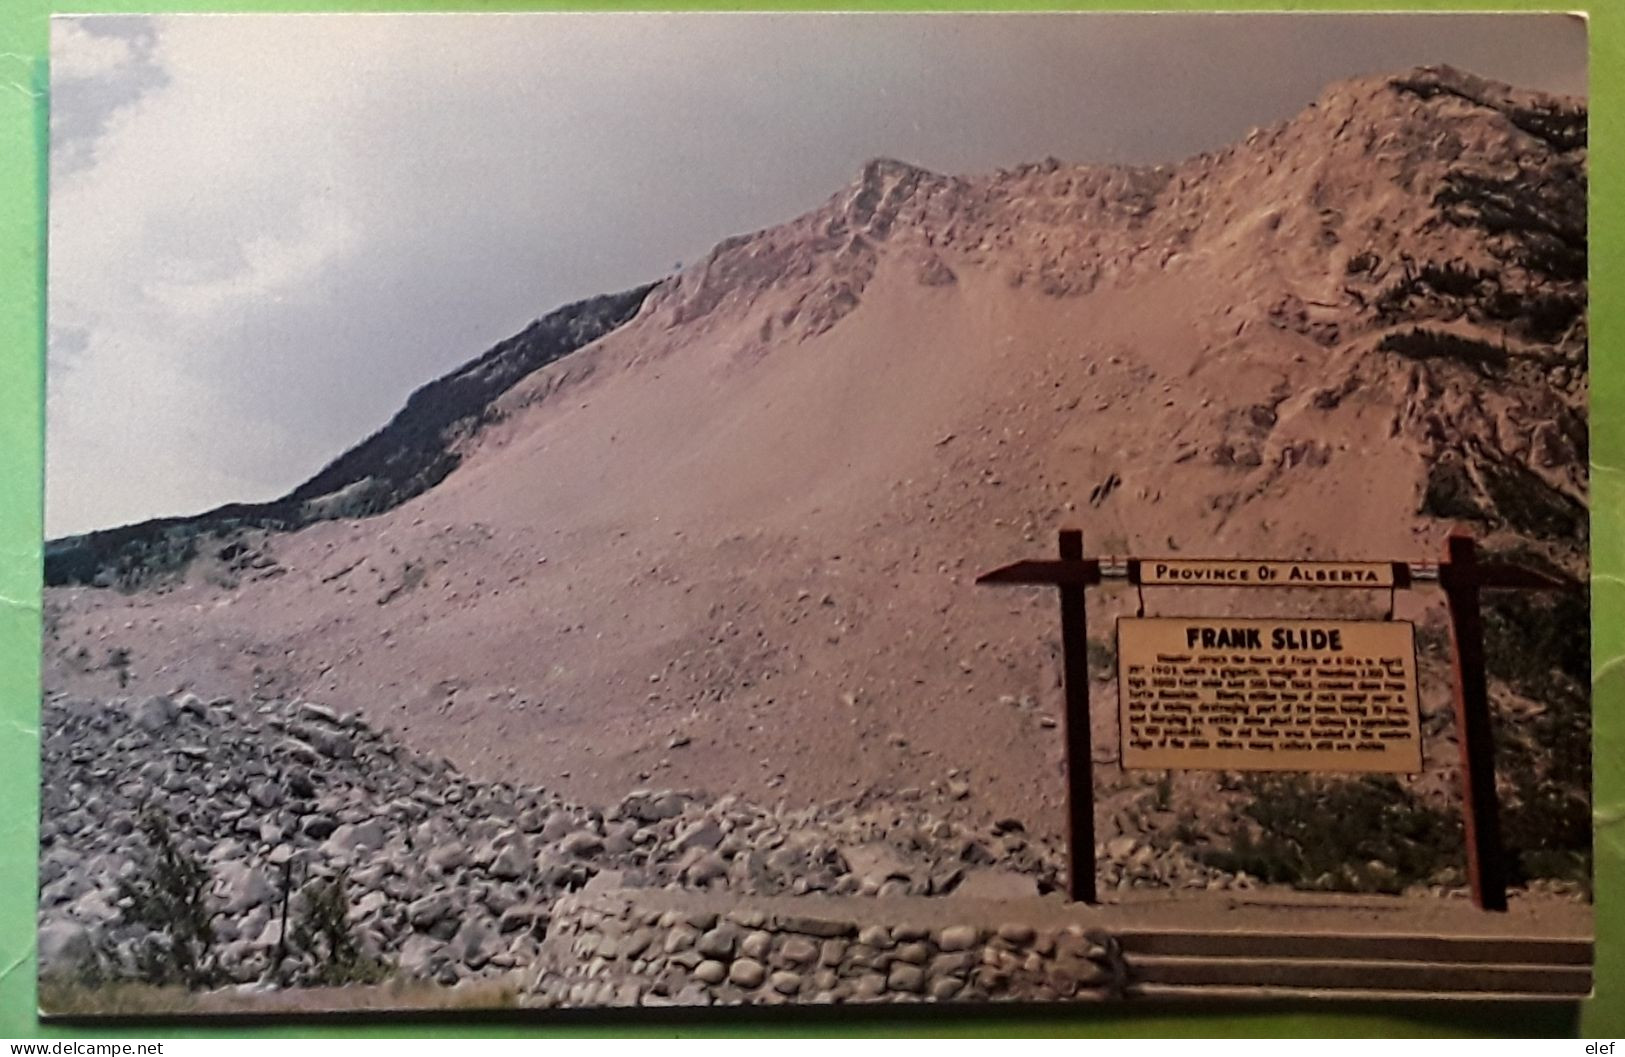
37;921;93;973
129;695;176;733
215;863;277;914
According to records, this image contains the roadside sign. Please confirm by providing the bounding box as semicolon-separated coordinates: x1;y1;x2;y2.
976;529;1575;909
1117;617;1421;773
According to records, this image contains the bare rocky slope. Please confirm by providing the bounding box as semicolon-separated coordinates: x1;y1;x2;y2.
43;66;1590;910
44;284;655;588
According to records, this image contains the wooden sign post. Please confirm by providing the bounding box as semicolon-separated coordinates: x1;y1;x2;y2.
976;529;1102;903
976;526;1576;912
1432;529;1578;911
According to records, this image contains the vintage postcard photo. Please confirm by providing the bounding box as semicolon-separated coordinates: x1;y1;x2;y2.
40;12;1591;1015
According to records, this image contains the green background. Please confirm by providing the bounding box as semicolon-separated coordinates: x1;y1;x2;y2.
0;0;1617;1039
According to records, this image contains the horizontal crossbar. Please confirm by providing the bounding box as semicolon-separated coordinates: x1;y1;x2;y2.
977;557;1580;592
975;559;1101;586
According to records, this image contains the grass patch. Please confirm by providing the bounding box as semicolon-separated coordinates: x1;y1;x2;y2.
1201;775;1462;894
1372;260;1490;320
38;978;199;1017
39;975;523;1017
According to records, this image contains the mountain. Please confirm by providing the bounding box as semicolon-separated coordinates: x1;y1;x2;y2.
44;284;655;587
43;66;1588;866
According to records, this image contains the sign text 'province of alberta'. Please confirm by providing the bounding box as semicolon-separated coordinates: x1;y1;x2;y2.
1138;559;1397;588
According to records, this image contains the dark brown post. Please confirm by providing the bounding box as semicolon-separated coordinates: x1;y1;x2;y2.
1056;529;1098;904
1440;530;1509;912
974;532;1102;904
274;856;294;977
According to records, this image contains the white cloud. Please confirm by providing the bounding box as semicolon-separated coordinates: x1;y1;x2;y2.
147;201;358;318
52;20;136;82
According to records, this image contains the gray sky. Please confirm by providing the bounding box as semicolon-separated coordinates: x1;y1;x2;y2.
47;12;1587;537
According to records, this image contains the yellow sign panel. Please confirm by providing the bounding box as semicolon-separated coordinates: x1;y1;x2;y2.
1117;617;1422;773
1138;559;1396;588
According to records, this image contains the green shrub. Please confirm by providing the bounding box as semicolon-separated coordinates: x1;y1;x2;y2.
1201;775;1461;894
286;868;391;987
113;809;219;988
1483;588;1592;891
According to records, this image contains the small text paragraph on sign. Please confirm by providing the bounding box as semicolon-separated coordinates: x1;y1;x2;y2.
1117;617;1422;773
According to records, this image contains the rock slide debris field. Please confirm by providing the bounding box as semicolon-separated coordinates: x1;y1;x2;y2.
41;690;1589;1009
39;691;1078;996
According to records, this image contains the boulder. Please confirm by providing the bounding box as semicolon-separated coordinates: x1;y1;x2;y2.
955;869;1040;900
247;780;282;809
777;936;818;966
674;818;724;853
487;845;529;881
540;814;575;842
68;890;118;925
678;848;727;885
449;914;498;969
37;921;93;974
498;904;546;935
275;738;321;767
398;934;445;979
323;820;387;857
297;702;340;725
215;862;278;913
407;891;455;930
427;842;469;872
556;830;604;858
620;791;685;823
129;695;176;733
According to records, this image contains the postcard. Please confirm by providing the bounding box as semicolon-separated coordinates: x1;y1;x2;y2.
39;12;1591;1015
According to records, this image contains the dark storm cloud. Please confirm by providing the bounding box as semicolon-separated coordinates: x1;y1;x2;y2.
46;12;1586;536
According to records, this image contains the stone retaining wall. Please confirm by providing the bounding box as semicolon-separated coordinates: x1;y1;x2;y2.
527;889;1121;1007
